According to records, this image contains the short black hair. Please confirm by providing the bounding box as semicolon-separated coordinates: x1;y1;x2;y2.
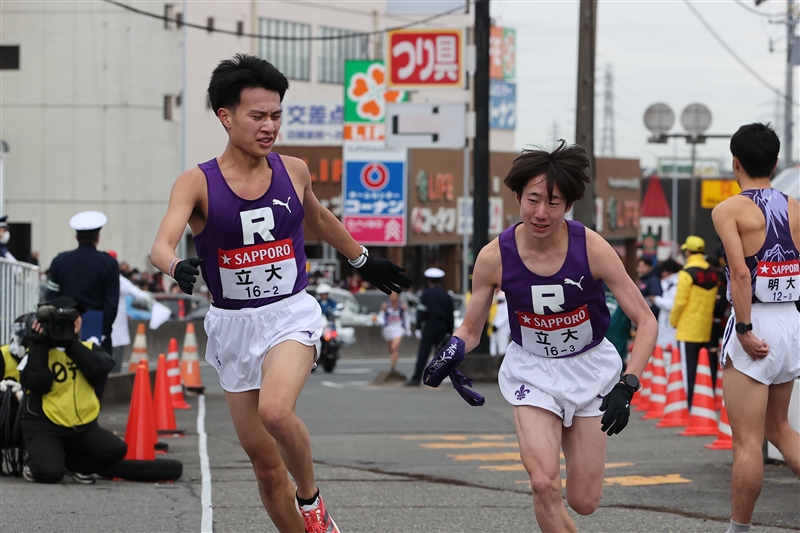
658;258;680;275
208;54;289;114
76;229;100;244
730;123;780;179
504;140;590;208
637;256;654;267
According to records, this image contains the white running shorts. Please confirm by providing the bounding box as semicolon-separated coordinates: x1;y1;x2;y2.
381;324;404;342
499;338;623;427
721;302;800;386
203;291;323;392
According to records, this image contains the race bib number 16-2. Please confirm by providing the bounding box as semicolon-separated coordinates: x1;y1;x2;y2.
218;239;298;300
754;260;800;303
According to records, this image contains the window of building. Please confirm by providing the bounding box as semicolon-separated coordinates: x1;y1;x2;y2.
257;18;311;81
237;21;244;36
0;45;20;70
318;27;370;84
164;4;174;29
164;95;174;121
207;17;214;33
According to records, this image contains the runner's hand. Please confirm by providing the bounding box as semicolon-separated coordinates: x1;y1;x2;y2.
357;255;412;295
174;258;204;295
739;331;770;360
599;382;636;436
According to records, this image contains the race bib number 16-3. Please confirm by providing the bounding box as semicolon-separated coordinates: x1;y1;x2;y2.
218;239;298;300
518;305;594;357
754;260;800;303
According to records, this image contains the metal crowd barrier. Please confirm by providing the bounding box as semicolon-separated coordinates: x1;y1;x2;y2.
0;257;40;345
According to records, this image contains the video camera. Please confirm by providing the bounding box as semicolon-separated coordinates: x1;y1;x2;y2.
34;305;80;344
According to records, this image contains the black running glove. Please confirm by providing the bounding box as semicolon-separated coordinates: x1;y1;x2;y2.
357;255;412;295
599;382;636;436
174;258;203;295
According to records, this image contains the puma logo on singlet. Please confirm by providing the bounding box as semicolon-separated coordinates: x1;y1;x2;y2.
564;276;584;290
273;197;291;213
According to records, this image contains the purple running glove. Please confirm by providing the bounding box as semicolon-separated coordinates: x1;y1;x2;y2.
449;368;485;407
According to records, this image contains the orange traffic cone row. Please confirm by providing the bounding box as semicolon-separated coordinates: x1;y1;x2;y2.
634;357;653;412
642;346;667;420
124;362;156;460
656;345;690;427
153;354;185;437
705;369;733;450
166;338;190;410
128;323;149;373
181;322;205;394
680;348;719;436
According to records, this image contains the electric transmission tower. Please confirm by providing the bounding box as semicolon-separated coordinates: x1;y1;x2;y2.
601;63;616;157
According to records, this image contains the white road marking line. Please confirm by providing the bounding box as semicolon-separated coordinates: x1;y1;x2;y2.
331;368;372;374
198;394;213;533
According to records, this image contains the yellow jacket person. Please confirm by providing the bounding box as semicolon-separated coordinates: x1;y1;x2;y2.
19;296;127;484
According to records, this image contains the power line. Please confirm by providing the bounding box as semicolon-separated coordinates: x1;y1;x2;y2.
102;0;468;41
683;0;799;109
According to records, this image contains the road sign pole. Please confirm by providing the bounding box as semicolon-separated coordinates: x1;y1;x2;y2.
462;145;470;295
473;0;490;262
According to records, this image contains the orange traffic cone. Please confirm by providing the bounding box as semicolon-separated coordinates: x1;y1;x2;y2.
153;354;185;437
124;362;156;460
128;323;149;373
680;348;719;436
642;346;667;420
634;357;653;412
181;322;205;393
705;394;733;450
166;338;190;410
656;346;690;428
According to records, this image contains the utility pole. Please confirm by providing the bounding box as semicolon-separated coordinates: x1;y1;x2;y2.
573;0;597;228
473;0;490;261
784;0;796;167
601;64;615;157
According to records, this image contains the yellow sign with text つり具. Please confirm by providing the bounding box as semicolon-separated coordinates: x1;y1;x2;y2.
701;180;741;208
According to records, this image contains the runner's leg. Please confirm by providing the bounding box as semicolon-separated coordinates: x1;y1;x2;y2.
764;379;800;476
515;405;575;533
225;389;304;532
561;415;606;515
389;337;402;369
724;360;769;525
259;339;317;500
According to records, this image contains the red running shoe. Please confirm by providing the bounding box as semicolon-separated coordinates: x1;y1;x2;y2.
296;493;340;533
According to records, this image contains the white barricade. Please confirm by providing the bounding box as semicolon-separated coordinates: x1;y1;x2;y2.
0;257;40;345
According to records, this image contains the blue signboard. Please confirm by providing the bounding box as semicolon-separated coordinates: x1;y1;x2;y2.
344;160;406;215
490;80;516;130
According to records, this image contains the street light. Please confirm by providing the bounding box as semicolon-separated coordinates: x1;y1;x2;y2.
644;103;730;236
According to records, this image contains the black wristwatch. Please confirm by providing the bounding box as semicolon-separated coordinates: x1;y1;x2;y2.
620;373;640;391
735;322;753;335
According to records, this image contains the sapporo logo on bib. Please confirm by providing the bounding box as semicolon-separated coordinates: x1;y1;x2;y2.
517;305;593;357
218;238;297;300
755;260;800;302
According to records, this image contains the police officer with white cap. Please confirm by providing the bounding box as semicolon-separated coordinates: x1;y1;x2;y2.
0;215;15;260
45;211;119;357
406;267;454;386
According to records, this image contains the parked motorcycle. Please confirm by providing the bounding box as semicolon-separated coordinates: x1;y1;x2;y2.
315;304;356;373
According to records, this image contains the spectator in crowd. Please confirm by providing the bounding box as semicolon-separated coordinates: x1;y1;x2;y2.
108;251;154;373
0;215;15;261
651;258;680;351
489;290;510;357
670;236;719;406
636;256;662;318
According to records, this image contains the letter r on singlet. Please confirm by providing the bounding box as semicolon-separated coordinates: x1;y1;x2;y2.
240;207;275;244
531;285;565;314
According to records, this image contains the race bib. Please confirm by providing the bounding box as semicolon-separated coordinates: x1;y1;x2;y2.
218;239;298;300
517;305;593;357
754;260;800;302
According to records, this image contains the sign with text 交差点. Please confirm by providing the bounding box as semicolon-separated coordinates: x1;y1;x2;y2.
278;100;343;146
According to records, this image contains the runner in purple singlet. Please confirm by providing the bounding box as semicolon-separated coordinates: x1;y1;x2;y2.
425;140;657;533
150;55;410;533
712;123;800;533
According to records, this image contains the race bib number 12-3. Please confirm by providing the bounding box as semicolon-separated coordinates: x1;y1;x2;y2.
218;239;298;300
754;260;800;303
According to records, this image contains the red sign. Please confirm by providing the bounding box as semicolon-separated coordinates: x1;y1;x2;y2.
386;29;464;88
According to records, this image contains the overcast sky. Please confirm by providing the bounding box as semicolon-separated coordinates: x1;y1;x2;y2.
491;0;799;170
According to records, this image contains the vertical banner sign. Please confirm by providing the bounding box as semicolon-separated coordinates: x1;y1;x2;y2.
489;26;516;80
489;80;516;130
386;29;464;89
344;60;406;142
342;142;408;246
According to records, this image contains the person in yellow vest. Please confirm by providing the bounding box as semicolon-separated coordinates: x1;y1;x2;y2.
0;314;28;382
669;236;720;407
19;296;127;484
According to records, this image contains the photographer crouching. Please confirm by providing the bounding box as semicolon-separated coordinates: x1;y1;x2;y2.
19;296;127;484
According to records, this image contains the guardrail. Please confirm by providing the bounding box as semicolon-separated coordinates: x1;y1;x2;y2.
0;257;40;345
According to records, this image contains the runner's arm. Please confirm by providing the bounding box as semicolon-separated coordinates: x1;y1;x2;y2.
289;158;363;261
151;169;205;275
588;230;656;379
452;240;501;353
